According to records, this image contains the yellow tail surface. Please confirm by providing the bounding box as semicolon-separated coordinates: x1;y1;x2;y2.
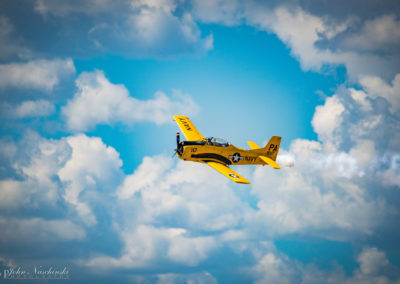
264;136;281;161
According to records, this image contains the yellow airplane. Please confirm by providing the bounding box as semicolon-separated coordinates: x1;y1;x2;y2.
173;115;281;184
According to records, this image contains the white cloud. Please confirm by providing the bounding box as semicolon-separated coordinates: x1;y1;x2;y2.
357;247;389;276
382;154;400;187
130;271;218;284
343;14;400;52
249;72;400;238
85;154;255;269
311;95;345;147
125;0;213;56
117;155;172;200
58;134;123;225
62;70;199;131
0;58;75;91
0;180;29;210
15;100;55;118
116;155;251;231
264;6;331;70
252;252;295;284
1;99;55;119
350;140;377;168
192;0;243;26
251;164;376;237
0;132;71;211
153;272;218;284
0;217;85;244
0;131;124;226
0;132;125;249
86;225;217;268
34;0;118;16
251;247;399;284
359;73;400;114
255;7;397;80
34;0;213;58
192;3;400;80
87;72;400;267
349;88;372;111
0;16;32;59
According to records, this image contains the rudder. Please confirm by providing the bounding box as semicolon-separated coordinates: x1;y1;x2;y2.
264;136;281;161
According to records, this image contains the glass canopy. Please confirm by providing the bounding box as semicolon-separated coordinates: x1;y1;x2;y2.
206;137;229;147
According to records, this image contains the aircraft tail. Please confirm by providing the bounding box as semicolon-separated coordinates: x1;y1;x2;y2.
263;136;281;161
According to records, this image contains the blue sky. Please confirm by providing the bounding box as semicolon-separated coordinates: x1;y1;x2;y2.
0;1;400;283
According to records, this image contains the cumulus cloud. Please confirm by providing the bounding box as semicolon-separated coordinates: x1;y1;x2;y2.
343;14;400;52
0;217;85;244
130;271;218;284
86;225;217;268
83;68;400;267
191;2;400;80
34;0;119;16
251;6;400;80
382;154;400;187
252;162;377;237
116;155;251;231
83;155;255;269
249;71;400;238
1;2;399;280
311;95;345;147
252;252;296;284
0;16;32;60
1;99;55;119
0;180;31;210
191;0;243;26
62;70;199;131
0;131;124;243
0;81;398;279
14;100;55;118
58;134;123;225
123;0;213;56
357;247;389;276
0;58;75;91
359;73;400;114
251;247;400;284
0;132;71;212
34;0;213;58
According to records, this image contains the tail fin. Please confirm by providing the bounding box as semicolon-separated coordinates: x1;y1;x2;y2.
264;136;281;161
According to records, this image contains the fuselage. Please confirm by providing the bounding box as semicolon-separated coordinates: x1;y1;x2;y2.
177;141;268;166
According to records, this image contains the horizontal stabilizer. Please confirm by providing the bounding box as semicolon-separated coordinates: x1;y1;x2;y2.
247;141;261;150
259;155;280;169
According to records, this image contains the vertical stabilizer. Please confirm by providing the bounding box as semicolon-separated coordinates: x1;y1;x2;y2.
264;136;281;161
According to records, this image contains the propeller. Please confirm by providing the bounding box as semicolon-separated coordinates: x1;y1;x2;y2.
173;132;181;158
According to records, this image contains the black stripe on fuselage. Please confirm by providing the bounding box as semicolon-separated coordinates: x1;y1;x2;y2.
191;153;232;165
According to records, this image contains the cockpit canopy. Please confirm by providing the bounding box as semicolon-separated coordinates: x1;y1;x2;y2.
206;137;229;147
180;137;230;147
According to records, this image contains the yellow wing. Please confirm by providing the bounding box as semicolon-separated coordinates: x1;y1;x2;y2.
206;161;250;184
173;115;204;141
259;155;280;169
